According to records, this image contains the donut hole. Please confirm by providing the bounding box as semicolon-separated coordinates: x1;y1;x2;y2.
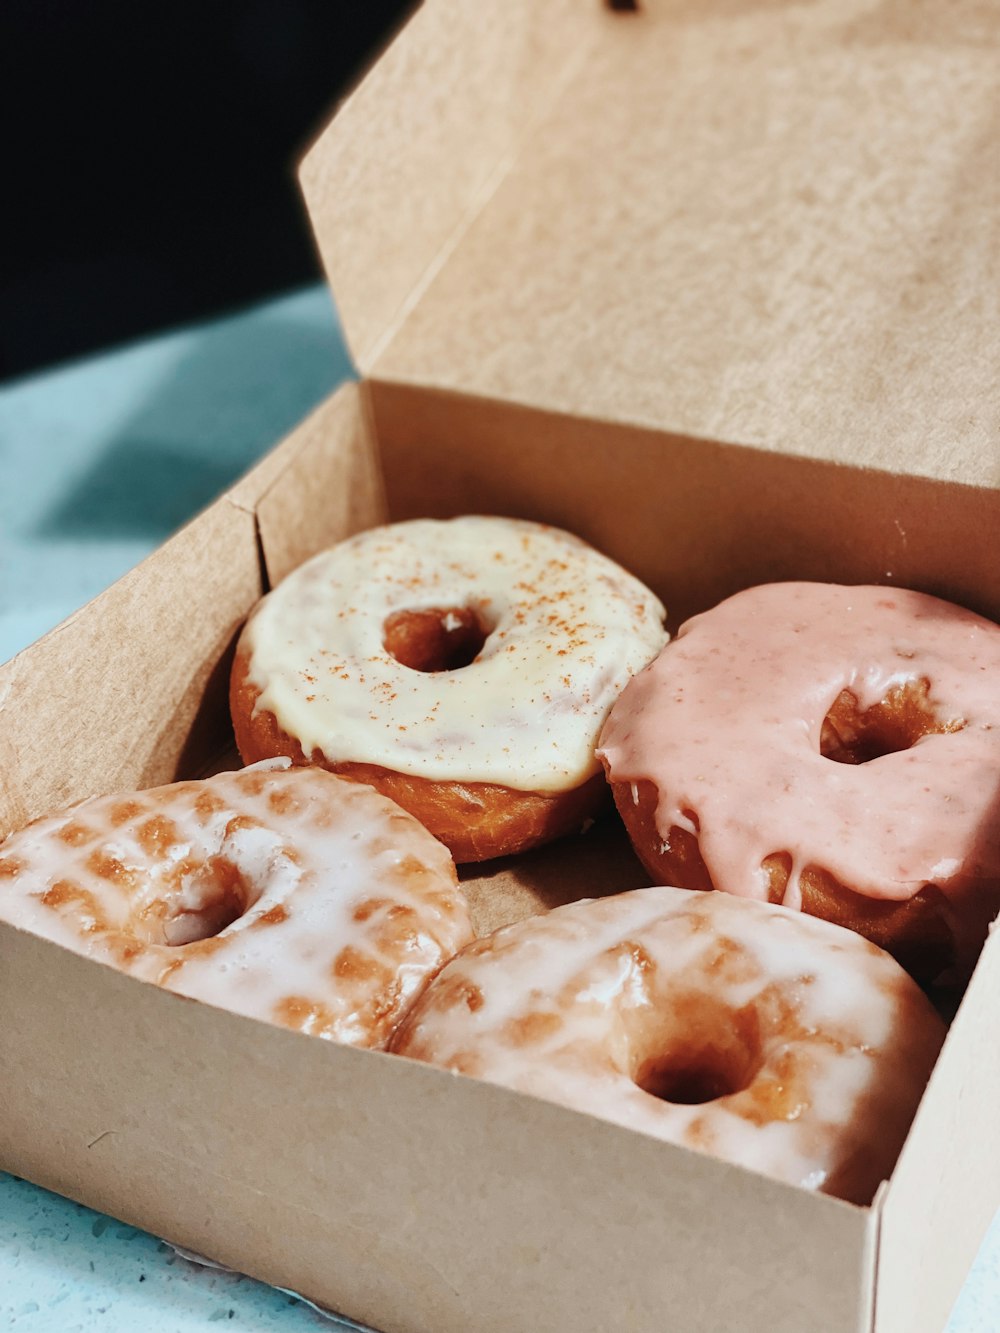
820;679;963;765
635;1046;756;1105
133;855;260;947
633;1003;762;1105
383;606;492;673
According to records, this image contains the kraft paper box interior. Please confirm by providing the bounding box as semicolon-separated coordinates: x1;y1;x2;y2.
2;2;1000;1330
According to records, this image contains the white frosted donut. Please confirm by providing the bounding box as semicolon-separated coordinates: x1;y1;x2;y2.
391;886;945;1203
230;517;667;861
0;763;473;1048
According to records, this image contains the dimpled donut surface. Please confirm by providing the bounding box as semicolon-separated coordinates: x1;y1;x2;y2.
0;764;473;1047
391;887;945;1204
598;582;1000;984
231;517;667;862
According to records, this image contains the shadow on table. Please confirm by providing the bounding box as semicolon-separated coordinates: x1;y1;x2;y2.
34;290;352;541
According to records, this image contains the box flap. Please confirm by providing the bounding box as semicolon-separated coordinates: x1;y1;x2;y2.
300;0;593;376
0;500;260;836
306;0;1000;487
875;924;1000;1331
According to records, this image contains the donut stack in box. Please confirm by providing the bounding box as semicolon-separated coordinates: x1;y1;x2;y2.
4;2;1000;1331
6;518;996;1212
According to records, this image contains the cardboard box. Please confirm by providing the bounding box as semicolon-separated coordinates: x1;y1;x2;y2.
3;2;999;1329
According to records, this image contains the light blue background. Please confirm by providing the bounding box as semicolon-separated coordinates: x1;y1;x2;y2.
1;287;997;1329
1;286;362;1330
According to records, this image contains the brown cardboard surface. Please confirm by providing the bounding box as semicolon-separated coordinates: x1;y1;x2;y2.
300;0;592;374
310;1;1000;487
460;814;649;938
875;927;1000;1332
369;380;1000;630
0;497;260;839
0;922;877;1333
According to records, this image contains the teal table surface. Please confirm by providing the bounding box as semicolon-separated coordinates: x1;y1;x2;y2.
1;285;998;1330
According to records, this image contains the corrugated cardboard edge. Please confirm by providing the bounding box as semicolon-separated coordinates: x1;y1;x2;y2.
299;0;597;375
875;925;1000;1332
251;381;385;587
861;1181;888;1333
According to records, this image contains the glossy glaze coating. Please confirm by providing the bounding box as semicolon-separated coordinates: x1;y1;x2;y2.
599;583;1000;975
238;517;667;792
0;762;472;1047
393;887;945;1203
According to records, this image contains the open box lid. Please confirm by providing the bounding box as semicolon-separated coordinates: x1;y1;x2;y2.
301;0;1000;488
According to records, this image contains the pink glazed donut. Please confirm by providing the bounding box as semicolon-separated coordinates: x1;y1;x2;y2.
598;582;1000;984
391;887;945;1203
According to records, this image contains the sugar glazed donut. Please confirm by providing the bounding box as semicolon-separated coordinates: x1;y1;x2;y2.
598;583;1000;984
0;764;473;1047
231;517;667;862
391;887;945;1204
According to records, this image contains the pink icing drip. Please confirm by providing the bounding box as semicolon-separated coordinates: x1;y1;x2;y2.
599;583;1000;921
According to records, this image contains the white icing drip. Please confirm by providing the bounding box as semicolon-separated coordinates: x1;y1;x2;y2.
0;767;472;1048
240;517;667;791
781;866;803;913
393;887;945;1202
